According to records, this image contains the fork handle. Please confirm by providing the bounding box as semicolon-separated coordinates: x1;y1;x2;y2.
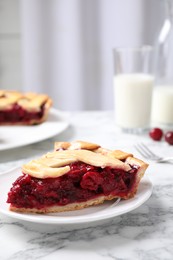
157;157;173;163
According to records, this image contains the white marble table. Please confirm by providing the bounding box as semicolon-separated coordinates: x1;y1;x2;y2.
0;111;173;260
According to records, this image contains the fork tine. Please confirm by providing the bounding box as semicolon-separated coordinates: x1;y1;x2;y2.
134;145;150;159
135;143;153;158
135;143;161;161
135;143;173;163
141;143;161;159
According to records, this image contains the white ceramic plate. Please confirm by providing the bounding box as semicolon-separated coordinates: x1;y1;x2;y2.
0;108;69;150
0;167;152;224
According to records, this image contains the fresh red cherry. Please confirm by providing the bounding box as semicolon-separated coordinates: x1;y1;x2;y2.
149;128;163;141
164;131;173;145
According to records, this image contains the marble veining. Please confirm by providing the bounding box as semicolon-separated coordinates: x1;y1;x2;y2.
0;111;173;260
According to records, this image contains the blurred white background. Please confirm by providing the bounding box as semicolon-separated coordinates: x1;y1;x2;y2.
0;0;164;110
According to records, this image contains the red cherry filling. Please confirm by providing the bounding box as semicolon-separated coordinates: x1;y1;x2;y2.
7;162;138;210
149;128;163;141
0;103;45;124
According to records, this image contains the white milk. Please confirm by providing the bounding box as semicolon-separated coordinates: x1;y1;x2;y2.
114;74;154;129
151;86;173;125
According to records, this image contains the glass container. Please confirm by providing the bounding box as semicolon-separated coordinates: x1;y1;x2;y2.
152;0;173;127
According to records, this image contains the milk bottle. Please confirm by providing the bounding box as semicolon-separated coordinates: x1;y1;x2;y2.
151;86;173;126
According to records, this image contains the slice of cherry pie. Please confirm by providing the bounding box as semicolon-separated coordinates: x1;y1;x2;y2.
0;90;52;125
7;141;148;213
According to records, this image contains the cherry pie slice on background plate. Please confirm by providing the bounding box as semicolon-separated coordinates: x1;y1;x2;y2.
7;141;149;214
0;90;52;125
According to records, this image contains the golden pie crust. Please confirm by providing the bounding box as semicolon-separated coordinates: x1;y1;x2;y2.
10;140;149;213
0;90;52;125
10;195;119;214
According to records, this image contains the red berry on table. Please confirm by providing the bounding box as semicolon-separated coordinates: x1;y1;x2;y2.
164;131;173;145
149;128;163;141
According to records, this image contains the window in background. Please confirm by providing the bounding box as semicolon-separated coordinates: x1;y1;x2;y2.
0;0;22;90
0;0;163;110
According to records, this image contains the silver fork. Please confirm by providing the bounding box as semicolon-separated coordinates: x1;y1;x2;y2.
135;143;173;163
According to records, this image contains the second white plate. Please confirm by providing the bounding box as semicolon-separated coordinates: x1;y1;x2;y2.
0;167;153;225
0;108;69;150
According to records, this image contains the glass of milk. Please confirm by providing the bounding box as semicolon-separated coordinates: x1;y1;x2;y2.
113;46;154;133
